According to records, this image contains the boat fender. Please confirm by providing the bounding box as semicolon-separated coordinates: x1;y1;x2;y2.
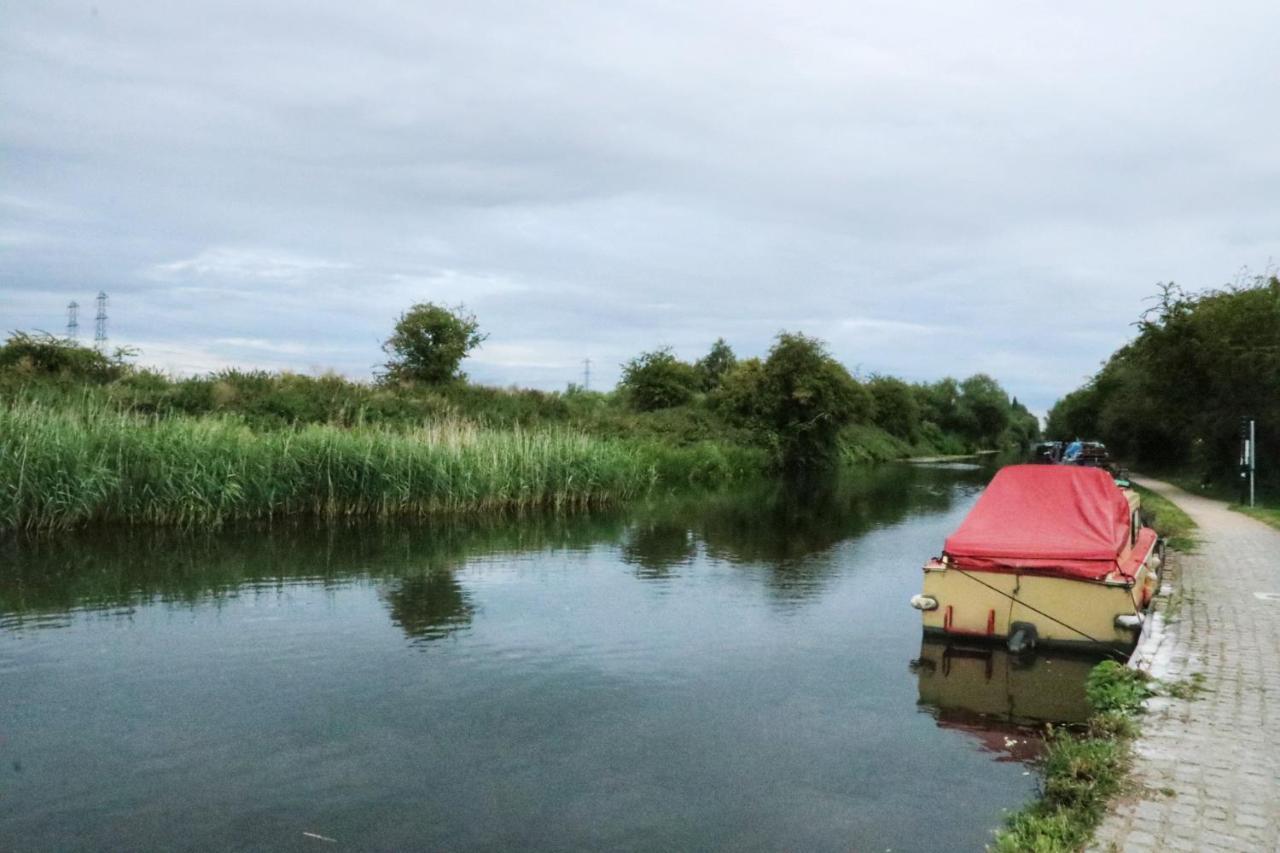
1007;621;1038;655
1115;613;1143;631
909;594;939;611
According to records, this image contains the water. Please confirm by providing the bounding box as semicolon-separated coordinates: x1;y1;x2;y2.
0;464;1100;852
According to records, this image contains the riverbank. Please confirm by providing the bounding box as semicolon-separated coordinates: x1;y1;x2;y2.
0;399;769;533
990;478;1202;851
0;355;1024;532
1092;477;1280;851
994;661;1152;852
1;394;998;533
0;332;1045;532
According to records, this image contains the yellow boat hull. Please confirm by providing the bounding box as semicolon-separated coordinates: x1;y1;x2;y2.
917;554;1159;654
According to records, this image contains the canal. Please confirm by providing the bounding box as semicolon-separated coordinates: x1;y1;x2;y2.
0;463;1097;851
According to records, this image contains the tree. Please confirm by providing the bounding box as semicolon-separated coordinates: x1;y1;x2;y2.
381;303;486;385
695;338;737;391
1006;397;1041;449
619;347;701;411
914;378;962;434
1047;274;1280;490
867;375;921;440
720;332;869;471
957;374;1012;448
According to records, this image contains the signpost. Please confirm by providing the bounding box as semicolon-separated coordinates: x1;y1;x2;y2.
1240;417;1257;507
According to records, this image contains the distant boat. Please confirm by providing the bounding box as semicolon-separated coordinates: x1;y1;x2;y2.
1031;440;1111;467
910;465;1162;654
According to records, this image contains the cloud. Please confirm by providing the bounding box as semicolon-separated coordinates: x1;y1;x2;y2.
839;317;947;336
147;248;351;282
213;337;323;355
3;0;1280;409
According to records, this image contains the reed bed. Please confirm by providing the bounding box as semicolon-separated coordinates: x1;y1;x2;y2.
0;400;760;532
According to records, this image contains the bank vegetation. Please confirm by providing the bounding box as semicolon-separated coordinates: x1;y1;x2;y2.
1047;273;1279;500
0;306;1038;532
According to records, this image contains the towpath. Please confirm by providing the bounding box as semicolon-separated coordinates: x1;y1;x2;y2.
1091;477;1280;852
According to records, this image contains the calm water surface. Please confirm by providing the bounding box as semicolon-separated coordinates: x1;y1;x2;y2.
0;463;1099;852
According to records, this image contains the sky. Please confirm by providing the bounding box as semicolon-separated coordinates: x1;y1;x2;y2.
4;1;1279;415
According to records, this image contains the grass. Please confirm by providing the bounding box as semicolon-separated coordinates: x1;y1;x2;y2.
1160;584;1193;624
0;374;982;533
992;661;1153;852
0;399;766;533
1233;503;1280;532
0;347;1007;532
1137;468;1280;532
1162;672;1208;701
1132;484;1198;551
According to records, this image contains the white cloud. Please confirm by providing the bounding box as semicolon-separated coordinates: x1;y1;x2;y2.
146;248;351;282
838;317;947;336
213;337;321;355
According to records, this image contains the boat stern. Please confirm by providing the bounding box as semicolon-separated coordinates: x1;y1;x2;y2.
914;557;1152;654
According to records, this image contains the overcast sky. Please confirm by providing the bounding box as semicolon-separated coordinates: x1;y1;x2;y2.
4;1;1278;414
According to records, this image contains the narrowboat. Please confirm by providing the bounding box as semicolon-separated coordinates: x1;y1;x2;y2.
911;465;1162;654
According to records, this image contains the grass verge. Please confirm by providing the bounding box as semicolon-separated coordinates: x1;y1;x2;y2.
992;661;1153;852
1131;484;1198;551
1232;504;1280;533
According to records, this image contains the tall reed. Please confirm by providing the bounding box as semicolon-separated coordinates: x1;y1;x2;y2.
0;400;762;532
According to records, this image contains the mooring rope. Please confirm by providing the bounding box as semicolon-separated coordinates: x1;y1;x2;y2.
952;567;1105;645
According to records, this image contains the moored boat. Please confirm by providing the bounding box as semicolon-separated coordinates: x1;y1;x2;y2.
910;465;1162;654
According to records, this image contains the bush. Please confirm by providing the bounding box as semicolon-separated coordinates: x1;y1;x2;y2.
619;347;701;411
1085;660;1152;715
0;332;131;384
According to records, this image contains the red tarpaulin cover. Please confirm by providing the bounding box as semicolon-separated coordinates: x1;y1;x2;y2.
943;465;1145;582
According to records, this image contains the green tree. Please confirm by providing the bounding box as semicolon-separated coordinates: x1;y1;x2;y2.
620;347;701;411
695;338;737;391
958;374;1012;448
1045;384;1102;441
381;303;486;385
914;378;962;435
721;332;869;471
714;356;767;420
1048;274;1280;490
1006;397;1041;449
867;375;921;440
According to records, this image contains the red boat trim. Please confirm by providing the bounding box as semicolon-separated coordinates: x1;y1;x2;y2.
942;605;997;637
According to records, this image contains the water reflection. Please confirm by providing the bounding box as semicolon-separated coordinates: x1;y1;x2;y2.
2;460;1053;853
625;464;985;602
0;516;619;642
913;638;1099;726
620;521;697;578
0;463;986;634
381;571;475;643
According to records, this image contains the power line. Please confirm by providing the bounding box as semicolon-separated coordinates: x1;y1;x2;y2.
94;291;108;349
66;301;79;339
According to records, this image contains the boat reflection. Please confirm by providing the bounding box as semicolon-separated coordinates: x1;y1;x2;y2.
912;639;1106;762
913;638;1100;726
